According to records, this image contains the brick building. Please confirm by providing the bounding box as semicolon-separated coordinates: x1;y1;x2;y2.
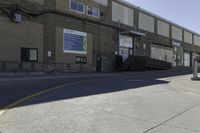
0;0;200;72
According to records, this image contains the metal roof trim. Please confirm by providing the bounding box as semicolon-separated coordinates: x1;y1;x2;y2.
115;0;200;36
120;30;145;37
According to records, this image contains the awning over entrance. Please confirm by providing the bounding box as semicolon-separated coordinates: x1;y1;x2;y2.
120;30;145;37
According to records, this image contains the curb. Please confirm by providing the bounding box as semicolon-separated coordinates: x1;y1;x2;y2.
169;80;200;94
0;79;103;117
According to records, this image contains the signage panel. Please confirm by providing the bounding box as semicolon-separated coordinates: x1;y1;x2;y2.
172;40;181;47
120;35;133;48
63;29;87;54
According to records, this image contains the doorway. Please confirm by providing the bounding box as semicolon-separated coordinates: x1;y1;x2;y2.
173;46;183;66
96;56;102;72
119;47;133;61
119;35;134;61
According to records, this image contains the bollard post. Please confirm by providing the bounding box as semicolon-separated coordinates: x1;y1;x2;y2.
193;59;197;78
192;56;200;80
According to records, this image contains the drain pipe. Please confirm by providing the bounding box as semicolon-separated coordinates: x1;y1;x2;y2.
118;20;121;55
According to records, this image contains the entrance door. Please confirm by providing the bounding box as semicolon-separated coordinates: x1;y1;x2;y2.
96;57;102;72
119;35;133;61
119;47;133;61
119;47;129;61
173;46;183;66
184;52;191;67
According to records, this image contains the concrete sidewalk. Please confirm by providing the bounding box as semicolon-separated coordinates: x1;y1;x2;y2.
161;74;200;94
1;71;200;133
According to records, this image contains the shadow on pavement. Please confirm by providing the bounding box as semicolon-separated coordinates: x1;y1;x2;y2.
21;78;169;107
0;67;194;109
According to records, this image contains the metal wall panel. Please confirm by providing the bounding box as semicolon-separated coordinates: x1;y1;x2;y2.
151;44;173;63
139;12;154;33
184;52;190;66
194;35;200;46
157;20;169;37
91;0;108;6
184;31;192;44
172;26;182;41
112;2;134;27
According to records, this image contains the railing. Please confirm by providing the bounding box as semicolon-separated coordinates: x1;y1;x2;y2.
191;56;200;80
126;56;172;71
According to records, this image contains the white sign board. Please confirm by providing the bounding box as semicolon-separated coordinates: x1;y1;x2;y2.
63;29;87;54
48;51;52;57
172;40;181;47
120;35;133;48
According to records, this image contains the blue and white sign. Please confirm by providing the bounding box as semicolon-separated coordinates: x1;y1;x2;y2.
63;29;87;54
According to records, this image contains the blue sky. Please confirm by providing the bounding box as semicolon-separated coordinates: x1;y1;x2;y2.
125;0;200;34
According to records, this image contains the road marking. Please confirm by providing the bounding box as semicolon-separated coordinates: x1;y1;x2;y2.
0;74;115;82
0;79;101;116
125;79;141;82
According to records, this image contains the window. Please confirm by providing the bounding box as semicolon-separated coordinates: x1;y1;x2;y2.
70;0;85;14
87;6;100;18
21;48;38;62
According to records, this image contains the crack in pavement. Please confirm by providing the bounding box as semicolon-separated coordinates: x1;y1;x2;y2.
164;124;200;133
143;103;200;133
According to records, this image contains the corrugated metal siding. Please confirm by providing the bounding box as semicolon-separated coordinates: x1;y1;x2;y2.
139;12;154;33
151;44;173;63
112;2;134;27
184;52;190;67
194;35;200;46
184;31;192;44
172;26;182;41
157;20;169;37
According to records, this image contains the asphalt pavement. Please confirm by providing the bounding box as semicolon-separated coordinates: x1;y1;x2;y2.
0;68;200;133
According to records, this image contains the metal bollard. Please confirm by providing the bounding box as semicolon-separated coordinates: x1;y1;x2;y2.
192;56;200;80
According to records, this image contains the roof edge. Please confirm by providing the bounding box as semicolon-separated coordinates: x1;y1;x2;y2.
115;0;200;36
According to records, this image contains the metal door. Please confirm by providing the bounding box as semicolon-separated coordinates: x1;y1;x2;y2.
184;52;191;67
173;46;183;66
119;47;133;61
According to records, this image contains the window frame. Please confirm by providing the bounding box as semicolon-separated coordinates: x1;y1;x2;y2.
21;47;38;62
86;5;100;18
69;0;85;14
